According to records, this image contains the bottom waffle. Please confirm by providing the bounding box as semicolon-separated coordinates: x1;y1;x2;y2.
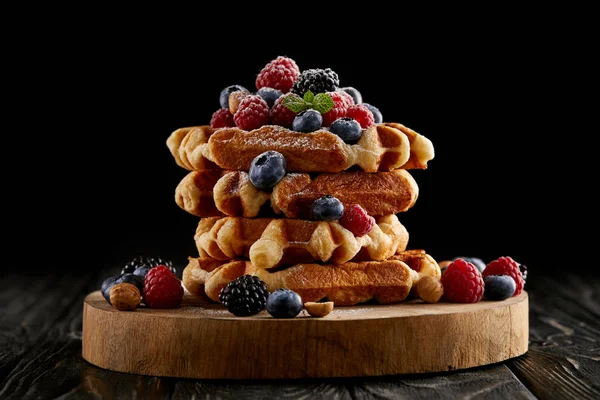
182;250;441;306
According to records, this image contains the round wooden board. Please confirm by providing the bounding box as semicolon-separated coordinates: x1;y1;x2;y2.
82;291;528;379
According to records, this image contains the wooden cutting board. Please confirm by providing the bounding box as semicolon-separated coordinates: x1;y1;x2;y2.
82;291;528;379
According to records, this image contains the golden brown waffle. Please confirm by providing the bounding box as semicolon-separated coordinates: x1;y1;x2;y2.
182;250;441;306
194;215;409;268
176;169;418;218
167;123;434;173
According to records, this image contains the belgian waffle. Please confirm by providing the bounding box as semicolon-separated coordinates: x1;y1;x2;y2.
182;250;441;306
176;169;418;218
194;215;409;268
167;123;434;173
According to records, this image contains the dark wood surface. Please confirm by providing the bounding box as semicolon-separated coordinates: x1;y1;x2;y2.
1;270;598;399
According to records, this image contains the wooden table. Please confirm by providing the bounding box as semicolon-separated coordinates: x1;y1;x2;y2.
1;270;598;399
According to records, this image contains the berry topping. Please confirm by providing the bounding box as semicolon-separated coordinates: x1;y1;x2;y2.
346;104;375;128
483;256;525;296
270;93;298;128
519;264;528;283
440;258;484;303
452;256;486;273
249;151;287;190
484;275;516;301
122;256;174;275
256;87;283;108
266;288;303;318
143;265;184;309
311;195;344;221
210;108;235;129
255;56;300;94
228;90;250;114
329;117;362;143
336;89;355;107
339;87;362;104
362;103;383;124
219;85;248;109
233;95;270;130
219;275;270;317
321;91;350;127
291;68;339;97
292;109;323;133
340;204;375;237
101;276;119;304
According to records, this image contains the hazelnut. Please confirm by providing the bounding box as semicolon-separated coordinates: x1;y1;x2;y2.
228;90;250;114
304;301;334;317
109;283;141;311
416;276;444;303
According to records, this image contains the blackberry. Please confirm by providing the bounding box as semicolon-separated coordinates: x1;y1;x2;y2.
291;68;339;96
219;275;270;317
121;256;175;275
519;264;528;283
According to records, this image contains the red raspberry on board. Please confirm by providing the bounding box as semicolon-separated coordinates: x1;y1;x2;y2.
143;265;184;309
210;108;235;128
346;104;375;128
336;90;355;107
270;93;298;128
255;56;300;93
321;92;350;127
441;258;484;303
483;256;525;296
340;204;375;237
234;95;270;130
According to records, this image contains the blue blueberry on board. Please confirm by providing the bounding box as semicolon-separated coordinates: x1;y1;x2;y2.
292;109;323;133
219;84;248;109
453;256;486;273
266;289;303;318
133;265;151;278
311;195;344;221
115;273;144;294
362;103;383;124
256;87;283;107
329;117;362;143
101;276;119;304
249;151;287;190
484;275;516;300
339;87;362;104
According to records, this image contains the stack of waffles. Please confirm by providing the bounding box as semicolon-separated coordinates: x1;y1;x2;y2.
168;121;442;306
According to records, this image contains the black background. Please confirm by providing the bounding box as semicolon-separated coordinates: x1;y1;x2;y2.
14;27;588;278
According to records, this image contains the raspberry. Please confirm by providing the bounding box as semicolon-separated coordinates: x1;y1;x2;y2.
321;92;350;127
210;108;235;129
441;259;484;303
340;204;375;237
255;56;300;94
143;265;184;309
336;90;355;107
270;93;298;128
233;95;270;131
346;104;375;128
483;256;525;296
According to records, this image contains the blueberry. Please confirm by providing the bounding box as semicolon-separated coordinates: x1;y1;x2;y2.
453;256;486;273
133;265;151;278
249;151;287;189
219;85;248;109
329;117;362;143
339;87;362;104
292;109;323;133
266;288;303;318
101;276;119;304
362;103;383;124
311;195;344;221
484;275;516;301
115;273;144;293
256;87;283;108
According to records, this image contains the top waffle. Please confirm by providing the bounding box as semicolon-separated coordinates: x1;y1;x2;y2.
167;123;433;173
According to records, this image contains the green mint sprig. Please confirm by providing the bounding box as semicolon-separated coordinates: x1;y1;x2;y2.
282;91;334;114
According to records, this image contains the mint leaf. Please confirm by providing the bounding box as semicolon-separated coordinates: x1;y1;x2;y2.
282;94;309;113
312;93;334;114
303;90;315;103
